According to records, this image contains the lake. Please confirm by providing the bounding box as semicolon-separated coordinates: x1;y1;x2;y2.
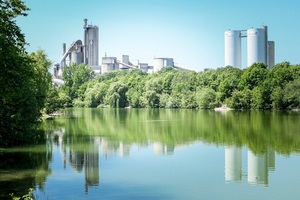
1;108;300;199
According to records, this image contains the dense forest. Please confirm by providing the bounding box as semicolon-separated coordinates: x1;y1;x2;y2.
57;62;300;110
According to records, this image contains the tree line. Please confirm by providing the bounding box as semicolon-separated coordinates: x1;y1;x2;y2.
57;62;300;110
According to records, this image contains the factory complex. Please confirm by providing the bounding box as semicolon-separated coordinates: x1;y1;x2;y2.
53;19;276;85
53;19;185;85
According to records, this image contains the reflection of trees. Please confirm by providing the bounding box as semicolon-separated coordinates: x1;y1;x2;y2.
49;108;300;155
0;145;52;199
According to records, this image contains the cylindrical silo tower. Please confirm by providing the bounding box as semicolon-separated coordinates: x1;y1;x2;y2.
247;28;267;67
71;51;83;65
153;58;174;72
84;19;99;67
224;30;241;68
153;58;165;72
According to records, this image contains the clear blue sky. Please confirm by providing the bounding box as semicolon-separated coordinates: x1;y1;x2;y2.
17;0;300;71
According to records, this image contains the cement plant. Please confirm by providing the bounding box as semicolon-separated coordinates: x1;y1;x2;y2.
53;19;191;86
53;19;276;86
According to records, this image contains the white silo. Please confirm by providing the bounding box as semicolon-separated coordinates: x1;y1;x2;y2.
153;58;165;72
247;27;267;66
224;30;242;68
84;19;99;67
71;51;83;66
153;58;174;72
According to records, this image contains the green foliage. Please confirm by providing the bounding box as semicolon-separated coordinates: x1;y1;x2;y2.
59;61;300;110
44;85;63;114
239;63;268;90
105;81;128;108
84;82;108;107
268;62;294;88
48;108;300;155
61;63;95;105
126;87;144;108
227;89;252;109
142;90;160;108
196;88;217;109
0;1;51;146
58;89;72;107
10;188;34;200
216;66;242;101
283;78;300;109
29;50;53;108
271;86;285;109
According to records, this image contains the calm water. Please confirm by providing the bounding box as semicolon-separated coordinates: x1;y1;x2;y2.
1;108;300;199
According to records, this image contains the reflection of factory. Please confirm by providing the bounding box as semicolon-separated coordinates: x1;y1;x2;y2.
153;142;175;155
100;138;131;157
84;139;100;193
58;135;100;193
225;26;275;69
54;131;184;194
225;146;275;185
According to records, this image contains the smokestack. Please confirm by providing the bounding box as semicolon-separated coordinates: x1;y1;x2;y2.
262;26;268;64
62;43;66;55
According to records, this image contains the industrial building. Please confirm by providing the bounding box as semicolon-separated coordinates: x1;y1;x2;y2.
224;26;275;69
53;19;100;85
101;54;153;73
52;19;195;86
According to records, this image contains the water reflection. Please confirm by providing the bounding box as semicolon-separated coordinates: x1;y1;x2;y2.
44;108;300;191
54;132;100;192
225;146;276;185
0;145;51;199
2;108;300;198
153;142;175;155
225;146;242;182
101;139;131;157
84;139;100;192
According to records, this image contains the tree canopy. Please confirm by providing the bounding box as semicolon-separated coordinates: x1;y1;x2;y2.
0;1;52;146
59;63;300;110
